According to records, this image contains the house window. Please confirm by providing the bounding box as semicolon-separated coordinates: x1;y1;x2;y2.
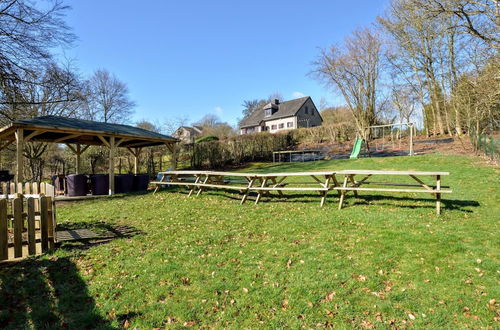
271;124;277;130
287;122;293;128
279;123;284;129
311;108;315;116
265;109;272;117
304;106;309;114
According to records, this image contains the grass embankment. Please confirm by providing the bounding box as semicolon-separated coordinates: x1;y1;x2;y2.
0;154;498;328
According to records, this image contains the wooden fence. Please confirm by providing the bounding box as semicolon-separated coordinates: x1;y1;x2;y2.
0;182;56;261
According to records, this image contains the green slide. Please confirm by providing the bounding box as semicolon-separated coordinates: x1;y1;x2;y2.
349;138;363;159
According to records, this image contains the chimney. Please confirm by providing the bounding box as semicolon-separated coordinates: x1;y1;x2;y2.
274;99;280;105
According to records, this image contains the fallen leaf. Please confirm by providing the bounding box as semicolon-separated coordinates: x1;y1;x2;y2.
408;313;416;320
242;287;248;293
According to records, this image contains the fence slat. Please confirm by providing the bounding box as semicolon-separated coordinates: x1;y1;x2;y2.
40;196;49;252
27;197;36;255
47;197;55;250
13;197;23;258
24;182;30;194
1;183;6;194
0;199;7;260
9;183;15;194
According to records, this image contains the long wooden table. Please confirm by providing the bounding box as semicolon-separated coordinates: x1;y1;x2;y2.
153;171;338;206
153;170;452;213
334;170;451;214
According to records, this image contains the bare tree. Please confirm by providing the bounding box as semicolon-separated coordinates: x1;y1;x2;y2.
415;0;500;50
311;27;382;139
84;69;135;123
0;0;74;98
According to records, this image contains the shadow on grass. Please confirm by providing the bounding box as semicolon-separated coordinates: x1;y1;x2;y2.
340;195;479;212
56;222;144;252
168;188;479;213
0;257;113;329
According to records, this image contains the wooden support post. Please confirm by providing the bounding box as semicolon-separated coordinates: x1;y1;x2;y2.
436;175;441;215
109;136;115;195
338;176;349;210
0;199;7;260
409;124;414;156
15;128;23;183
170;143;177;170
76;144;81;174
134;148;141;174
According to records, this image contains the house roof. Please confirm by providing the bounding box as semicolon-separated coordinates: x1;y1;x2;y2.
176;126;202;135
239;96;311;128
0;115;177;148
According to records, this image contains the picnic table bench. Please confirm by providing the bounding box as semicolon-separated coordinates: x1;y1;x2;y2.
153;169;452;214
334;170;451;214
153;171;338;206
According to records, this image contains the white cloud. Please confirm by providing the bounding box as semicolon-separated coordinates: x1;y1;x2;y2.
214;106;223;115
292;91;305;99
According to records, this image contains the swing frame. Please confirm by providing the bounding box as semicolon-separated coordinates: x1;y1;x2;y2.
367;123;415;156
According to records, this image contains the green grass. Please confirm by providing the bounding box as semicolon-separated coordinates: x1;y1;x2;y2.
0;154;498;328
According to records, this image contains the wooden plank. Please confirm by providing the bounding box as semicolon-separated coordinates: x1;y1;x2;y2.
47;197;55;249
13;196;23;258
240;178;255;205
359;181;450;188
254;178;268;205
0;199;7;260
436;175;441;215
320;176;331;207
40;196;49;252
338;170;450;176
333;187;452;193
249;187;329;192
338;176;349;210
27;197;36;255
9;182;15;194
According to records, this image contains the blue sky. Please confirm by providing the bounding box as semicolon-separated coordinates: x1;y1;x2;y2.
64;0;387;127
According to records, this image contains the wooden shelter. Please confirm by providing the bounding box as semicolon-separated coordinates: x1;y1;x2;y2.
0;116;178;194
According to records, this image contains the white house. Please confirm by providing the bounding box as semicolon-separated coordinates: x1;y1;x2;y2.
239;96;323;135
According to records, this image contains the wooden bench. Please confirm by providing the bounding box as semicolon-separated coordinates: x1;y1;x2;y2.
153;171;338;206
247;172;337;206
153;169;452;213
334;170;452;214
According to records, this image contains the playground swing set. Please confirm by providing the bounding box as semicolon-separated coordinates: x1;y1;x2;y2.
349;123;415;159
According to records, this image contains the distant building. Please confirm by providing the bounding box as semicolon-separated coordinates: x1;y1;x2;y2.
239;96;322;135
172;126;203;144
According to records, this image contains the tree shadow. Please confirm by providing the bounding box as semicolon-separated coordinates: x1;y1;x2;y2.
56;222;144;252
343;194;479;212
169;189;479;213
0;257;113;329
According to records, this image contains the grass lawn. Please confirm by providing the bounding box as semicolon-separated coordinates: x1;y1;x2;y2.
0;154;498;328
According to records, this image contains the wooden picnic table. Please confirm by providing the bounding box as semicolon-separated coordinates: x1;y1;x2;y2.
334;170;451;214
153;170;338;206
152;169;452;213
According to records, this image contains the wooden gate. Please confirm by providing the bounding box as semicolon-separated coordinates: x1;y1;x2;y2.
0;182;57;261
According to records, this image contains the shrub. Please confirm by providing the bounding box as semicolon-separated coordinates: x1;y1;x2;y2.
191;132;296;168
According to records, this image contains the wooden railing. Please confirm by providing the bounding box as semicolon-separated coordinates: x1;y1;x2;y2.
0;182;56;261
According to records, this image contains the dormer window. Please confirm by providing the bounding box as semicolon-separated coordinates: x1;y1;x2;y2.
265;109;272;117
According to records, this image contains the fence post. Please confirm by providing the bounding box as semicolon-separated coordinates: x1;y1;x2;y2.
47;196;55;249
13;196;23;258
27;197;36;255
0;199;7;260
40;195;49;252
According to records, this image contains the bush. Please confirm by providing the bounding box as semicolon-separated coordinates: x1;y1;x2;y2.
195;135;219;143
191;132;296;168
